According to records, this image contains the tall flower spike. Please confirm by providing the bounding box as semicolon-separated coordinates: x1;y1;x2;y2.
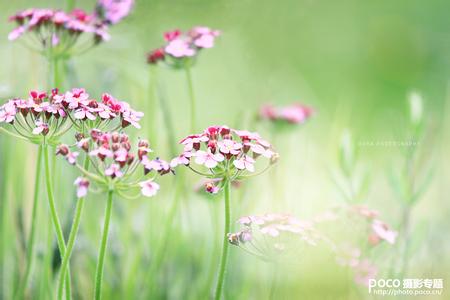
57;129;171;198
146;26;220;68
0;88;143;145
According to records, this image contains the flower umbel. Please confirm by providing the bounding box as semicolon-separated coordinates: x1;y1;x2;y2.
0;88;143;145
57;130;171;198
172;125;278;191
146;26;220;68
228;213;323;262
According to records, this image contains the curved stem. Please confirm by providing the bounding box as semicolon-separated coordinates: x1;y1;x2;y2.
185;65;196;133
94;190;113;300
14;145;42;299
43;144;71;298
214;179;231;300
57;157;90;300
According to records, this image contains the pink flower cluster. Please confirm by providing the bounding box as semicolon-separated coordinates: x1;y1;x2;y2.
172;126;278;192
336;245;378;286
228;213;323;260
147;26;220;65
350;205;398;245
96;0;134;24
8;8;110;46
57;130;171;198
260;103;314;124
0;88;143;139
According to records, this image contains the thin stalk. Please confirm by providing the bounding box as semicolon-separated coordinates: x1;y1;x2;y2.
94;190;114;300
43;144;71;299
143;174;184;298
214;179;231;300
269;264;279;300
57;157;90;300
14;145;43;299
147;66;158;142
184;65;196;133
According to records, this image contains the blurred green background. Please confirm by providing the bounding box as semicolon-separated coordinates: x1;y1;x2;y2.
0;0;449;299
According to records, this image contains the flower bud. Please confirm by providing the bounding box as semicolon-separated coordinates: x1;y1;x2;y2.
56;144;69;156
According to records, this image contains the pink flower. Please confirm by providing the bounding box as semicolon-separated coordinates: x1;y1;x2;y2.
205;182;219;194
180;134;209;151
190;26;220;48
371;220;397;244
66;151;79;165
8;26;26;41
260;103;314;124
165;39;196;58
218;139;242;156
74;177;89;198
194;150;224;168
0;101;17;123
233;155;255;172
97;0;134;24
170;152;192;168
139;179;160;197
74;106;96;120
164;29;181;41
32;119;49;135
122;109;143;129
147;48;165;64
105;163;123;178
353;259;378;287
142;157;171;175
66;88;90;109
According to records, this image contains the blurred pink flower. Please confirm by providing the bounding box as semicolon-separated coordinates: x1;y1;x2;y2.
74;177;90;198
233;155;255;172
32;119;49;135
139;179;160;197
194;149;224;168
353;259;378;287
0;101;17;123
105;163;123;178
260;103;314;125
371;219;397;245
165;39;196;58
97;0;134;24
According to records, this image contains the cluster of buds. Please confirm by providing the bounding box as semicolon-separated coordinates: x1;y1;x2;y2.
8;2;133;55
171;126;278;194
147;26;220;67
0;88;143;144
259;103;314;125
228;213;323;261
57;129;171;198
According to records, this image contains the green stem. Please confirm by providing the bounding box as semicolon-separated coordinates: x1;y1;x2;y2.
94;190;114;300
144;174;184;298
147;66;158;142
214;179;231;300
43;144;71;299
14;145;43;299
57;157;90;300
185;65;196;133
